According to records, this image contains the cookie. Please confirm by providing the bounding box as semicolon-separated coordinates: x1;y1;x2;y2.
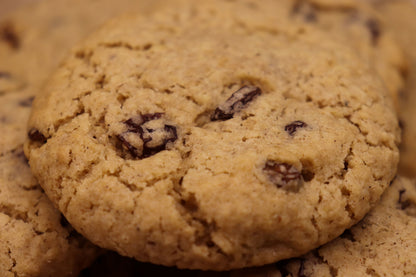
250;176;416;276
0;148;100;277
368;0;416;177
82;175;416;277
0;0;164;154
0;0;167;275
25;0;400;270
290;0;407;110
82;176;416;276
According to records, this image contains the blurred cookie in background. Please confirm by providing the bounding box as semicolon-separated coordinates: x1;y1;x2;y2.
369;0;416;177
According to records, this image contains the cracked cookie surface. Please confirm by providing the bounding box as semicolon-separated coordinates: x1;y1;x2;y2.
0;149;99;277
237;176;416;277
26;0;399;270
289;0;407;110
81;176;416;276
0;0;167;275
0;0;164;155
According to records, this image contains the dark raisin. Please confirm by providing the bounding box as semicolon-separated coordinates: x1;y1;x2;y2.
301;169;315;182
263;160;303;192
141;112;163;122
117;133;141;157
398;119;405;130
117;113;177;159
211;86;261;121
28;128;46;143
285;121;307;135
0;23;20;49
0;71;11;78
141;124;177;158
18;96;35;107
366;19;381;45
292;0;318;23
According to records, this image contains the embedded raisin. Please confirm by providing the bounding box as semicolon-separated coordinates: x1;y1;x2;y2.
263;160;303;192
366;19;381;45
18;96;34;107
292;1;318;23
285;121;307;135
211;86;261;121
0;23;20;49
0;71;11;78
28;128;46;143
117;113;177;159
141;113;163;122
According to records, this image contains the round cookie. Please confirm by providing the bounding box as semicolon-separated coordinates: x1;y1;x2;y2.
25;0;399;270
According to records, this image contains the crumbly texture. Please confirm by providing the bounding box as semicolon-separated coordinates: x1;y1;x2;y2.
0;0;164;154
0;0;168;276
26;0;399;270
0;149;99;277
254;176;416;277
289;0;407;109
79;177;416;276
368;0;416;177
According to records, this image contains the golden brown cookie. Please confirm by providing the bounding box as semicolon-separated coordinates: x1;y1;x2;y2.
26;0;399;270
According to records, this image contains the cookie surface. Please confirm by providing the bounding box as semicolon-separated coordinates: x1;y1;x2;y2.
81;176;416;276
26;0;399;270
0;0;166;275
253;176;416;276
290;0;407;109
369;0;416;177
0;0;163;154
0;148;99;277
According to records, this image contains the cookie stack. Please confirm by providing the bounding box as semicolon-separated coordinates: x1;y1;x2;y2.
0;0;415;276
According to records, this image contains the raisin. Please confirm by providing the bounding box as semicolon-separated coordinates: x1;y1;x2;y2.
285;121;307;135
0;71;11;78
142;113;163;122
366;19;381;45
18;96;34;107
28;128;46;143
117;113;177;159
0;23;20;49
263;160;303;192
292;1;318;23
211;86;261;121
